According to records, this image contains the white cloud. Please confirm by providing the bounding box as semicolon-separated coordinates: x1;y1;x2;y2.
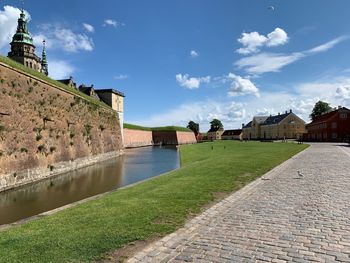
32;34;53;49
236;52;304;74
33;24;94;52
236;36;346;75
236;27;288;55
83;23;95;33
129;100;247;131
176;74;210;89
130;73;350;131
0;6;27;50
266;28;289;47
336;86;350;99
114;74;128;80
49;60;75;79
190;50;199;58
307;36;347;54
103;19;124;28
227;73;260;97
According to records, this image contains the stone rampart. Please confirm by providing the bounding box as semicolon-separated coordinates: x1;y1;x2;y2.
152;131;196;145
123;128;153;148
176;131;197;144
0;62;123;192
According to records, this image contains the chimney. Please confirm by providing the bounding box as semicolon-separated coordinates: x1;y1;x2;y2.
285;110;288;114
290;109;292;113
338;105;342;109
278;112;280;115
242;123;244;128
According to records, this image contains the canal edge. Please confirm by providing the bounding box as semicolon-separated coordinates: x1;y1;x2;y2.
0;165;182;232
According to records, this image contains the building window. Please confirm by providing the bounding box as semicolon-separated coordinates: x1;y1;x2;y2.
332;133;337;139
340;113;348;119
332;122;337;129
29;62;32;68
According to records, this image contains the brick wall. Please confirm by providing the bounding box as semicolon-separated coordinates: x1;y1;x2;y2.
123;129;153;148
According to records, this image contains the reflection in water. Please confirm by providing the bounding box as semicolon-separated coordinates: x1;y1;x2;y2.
0;146;179;225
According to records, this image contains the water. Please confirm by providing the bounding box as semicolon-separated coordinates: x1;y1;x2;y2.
0;146;179;226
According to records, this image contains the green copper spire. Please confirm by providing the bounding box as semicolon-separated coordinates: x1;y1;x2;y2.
41;40;48;76
11;9;34;46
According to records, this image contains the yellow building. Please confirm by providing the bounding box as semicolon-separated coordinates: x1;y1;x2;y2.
207;127;224;140
95;89;125;139
243;110;306;140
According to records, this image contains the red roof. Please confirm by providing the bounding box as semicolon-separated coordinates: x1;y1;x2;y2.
307;107;350;126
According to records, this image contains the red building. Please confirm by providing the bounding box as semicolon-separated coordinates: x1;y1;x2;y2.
304;107;350;142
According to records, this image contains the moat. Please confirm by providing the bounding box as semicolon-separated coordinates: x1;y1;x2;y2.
0;146;179;226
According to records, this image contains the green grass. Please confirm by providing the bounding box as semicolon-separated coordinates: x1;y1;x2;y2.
0;56;112;110
124;123;192;132
123;123;152;131
151;126;192;132
0;141;308;262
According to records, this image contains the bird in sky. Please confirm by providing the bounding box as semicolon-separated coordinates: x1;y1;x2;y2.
268;6;275;11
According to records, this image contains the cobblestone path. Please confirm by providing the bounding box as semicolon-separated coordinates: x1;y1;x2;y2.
128;144;350;263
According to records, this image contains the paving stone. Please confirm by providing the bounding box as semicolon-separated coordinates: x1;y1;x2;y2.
127;144;350;262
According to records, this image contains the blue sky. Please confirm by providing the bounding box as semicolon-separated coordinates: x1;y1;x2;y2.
1;0;350;131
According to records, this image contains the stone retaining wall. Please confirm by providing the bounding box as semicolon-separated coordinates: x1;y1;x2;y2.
152;131;196;145
123;129;153;148
0;62;123;192
124;129;196;147
0;150;122;193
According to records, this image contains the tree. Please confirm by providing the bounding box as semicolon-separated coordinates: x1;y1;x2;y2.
210;119;223;129
310;101;332;120
187;121;199;135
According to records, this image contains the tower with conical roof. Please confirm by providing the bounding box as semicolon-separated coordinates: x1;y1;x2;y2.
8;8;42;72
41;40;48;76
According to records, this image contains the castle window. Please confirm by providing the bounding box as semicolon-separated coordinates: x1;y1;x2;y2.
340;113;348;119
29;62;32;68
26;61;28;67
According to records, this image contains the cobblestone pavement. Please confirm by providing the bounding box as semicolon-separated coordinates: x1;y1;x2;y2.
127;143;350;263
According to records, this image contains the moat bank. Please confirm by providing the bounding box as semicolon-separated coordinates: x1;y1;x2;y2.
0;146;179;226
0;60;124;192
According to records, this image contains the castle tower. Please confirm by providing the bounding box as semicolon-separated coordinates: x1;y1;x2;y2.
41;40;48;76
8;9;42;72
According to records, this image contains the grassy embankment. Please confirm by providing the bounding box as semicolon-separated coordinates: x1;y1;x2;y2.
0;55;111;110
0;141;308;262
124;123;192;132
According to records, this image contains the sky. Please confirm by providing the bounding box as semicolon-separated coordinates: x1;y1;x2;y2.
1;0;350;131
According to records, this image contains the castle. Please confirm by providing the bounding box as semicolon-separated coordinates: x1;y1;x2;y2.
6;7;125;138
7;8;48;75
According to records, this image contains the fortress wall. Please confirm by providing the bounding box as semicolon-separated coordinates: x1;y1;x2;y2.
123;129;153;148
152;131;178;145
176;131;197;144
152;131;196;145
0;62;123;192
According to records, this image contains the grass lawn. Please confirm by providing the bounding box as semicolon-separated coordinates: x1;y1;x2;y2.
0;141;308;262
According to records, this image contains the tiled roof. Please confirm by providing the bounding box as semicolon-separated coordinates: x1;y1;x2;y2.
243;121;252;128
261;112;290;126
307;107;350;126
222;129;242;136
254;116;269;124
95;89;125;97
208;127;223;132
